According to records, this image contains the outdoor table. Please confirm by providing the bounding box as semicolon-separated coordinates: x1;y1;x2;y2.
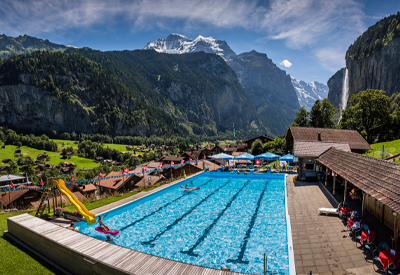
379;250;400;270
347;217;360;228
340;207;352;214
360;230;375;243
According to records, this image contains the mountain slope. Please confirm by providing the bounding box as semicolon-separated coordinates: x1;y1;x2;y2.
0;49;264;138
291;76;328;110
144;34;299;135
0;34;67;59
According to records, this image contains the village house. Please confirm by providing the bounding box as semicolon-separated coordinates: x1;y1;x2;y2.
95;170;136;194
286;126;372;180
0;185;41;209
0;174;31;190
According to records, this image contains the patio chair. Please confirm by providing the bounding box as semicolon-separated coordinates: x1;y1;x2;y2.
318;202;343;216
372;242;391;272
387;260;400;275
354;224;369;243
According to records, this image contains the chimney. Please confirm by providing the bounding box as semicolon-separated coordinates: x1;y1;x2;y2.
318;132;321;141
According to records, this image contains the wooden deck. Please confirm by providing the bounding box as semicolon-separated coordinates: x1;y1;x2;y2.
7;214;254;275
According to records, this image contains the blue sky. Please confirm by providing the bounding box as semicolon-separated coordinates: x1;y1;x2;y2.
1;0;399;84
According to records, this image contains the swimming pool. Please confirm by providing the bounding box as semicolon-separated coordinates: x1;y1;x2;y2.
77;173;292;274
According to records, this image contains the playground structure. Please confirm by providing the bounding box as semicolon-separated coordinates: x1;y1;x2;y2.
35;178;96;225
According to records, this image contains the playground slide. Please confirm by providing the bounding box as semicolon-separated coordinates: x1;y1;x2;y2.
53;179;96;225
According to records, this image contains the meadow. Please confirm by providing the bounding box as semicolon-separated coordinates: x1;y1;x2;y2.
364;139;400;160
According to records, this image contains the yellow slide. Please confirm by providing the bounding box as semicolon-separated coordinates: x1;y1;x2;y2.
53;179;96;225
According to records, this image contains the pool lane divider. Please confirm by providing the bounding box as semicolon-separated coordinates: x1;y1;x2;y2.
118;179;214;232
181;180;251;257
227;180;269;264
141;179;232;247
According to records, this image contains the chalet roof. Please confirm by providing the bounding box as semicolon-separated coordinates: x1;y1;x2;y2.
287;126;372;151
293;141;351;157
79;184;97;192
181;151;201;159
95;171;133;190
317;147;400;213
0;185;41;206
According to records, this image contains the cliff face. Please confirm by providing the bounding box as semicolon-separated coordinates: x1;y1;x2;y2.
327;68;345;108
228;50;299;135
328;38;400;110
347;38;400;98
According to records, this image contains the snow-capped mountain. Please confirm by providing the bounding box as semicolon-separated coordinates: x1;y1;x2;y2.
291;76;329;111
143;34;237;62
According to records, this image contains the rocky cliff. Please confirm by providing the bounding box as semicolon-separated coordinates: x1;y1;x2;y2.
327;68;345;108
347;38;400;98
291;76;329;111
228;50;300;135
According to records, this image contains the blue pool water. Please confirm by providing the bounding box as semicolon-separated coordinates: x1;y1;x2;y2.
77;173;290;274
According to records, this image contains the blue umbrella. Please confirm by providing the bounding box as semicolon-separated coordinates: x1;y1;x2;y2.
279;154;294;162
234;153;254;160
254;152;281;161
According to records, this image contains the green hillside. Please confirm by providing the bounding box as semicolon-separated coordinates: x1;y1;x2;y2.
346;12;400;60
364;139;400;160
0;50;264;140
0;34;67;59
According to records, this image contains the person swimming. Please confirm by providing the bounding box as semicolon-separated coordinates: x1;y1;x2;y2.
97;213;110;231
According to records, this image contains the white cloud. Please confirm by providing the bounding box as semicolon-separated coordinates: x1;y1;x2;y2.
315;48;346;72
0;0;367;74
280;59;292;68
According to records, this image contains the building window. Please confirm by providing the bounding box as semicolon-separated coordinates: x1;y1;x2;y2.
305;163;314;170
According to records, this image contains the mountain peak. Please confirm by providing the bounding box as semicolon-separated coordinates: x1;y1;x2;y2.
291;77;328;111
143;33;236;62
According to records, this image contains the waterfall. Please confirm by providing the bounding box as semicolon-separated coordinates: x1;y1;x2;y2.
341;68;349;112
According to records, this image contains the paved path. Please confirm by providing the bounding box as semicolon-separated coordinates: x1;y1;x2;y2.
287;174;378;275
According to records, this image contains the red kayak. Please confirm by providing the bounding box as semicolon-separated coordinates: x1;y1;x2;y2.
95;226;119;235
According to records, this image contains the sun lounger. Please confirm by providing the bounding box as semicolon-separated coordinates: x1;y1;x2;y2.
318;202;343;216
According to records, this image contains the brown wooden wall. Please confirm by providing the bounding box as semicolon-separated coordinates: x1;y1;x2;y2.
365;194;397;232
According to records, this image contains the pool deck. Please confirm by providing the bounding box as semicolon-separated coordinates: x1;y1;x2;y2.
5;174;255;275
286;174;378;275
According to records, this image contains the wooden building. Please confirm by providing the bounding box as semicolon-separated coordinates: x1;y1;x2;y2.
317;147;400;249
286;126;372;180
0;185;42;209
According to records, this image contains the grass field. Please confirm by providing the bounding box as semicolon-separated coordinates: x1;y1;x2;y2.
364;139;400;160
0;184;162;274
50;139;144;154
0;144;98;169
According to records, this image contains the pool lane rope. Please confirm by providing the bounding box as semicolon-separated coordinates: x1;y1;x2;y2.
140;179;232;247
181;180;251;257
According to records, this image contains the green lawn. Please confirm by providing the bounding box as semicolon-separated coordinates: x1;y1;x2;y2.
0;184;162;274
50;139;144;154
0;144;98;169
364;139;400;160
0;210;62;275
